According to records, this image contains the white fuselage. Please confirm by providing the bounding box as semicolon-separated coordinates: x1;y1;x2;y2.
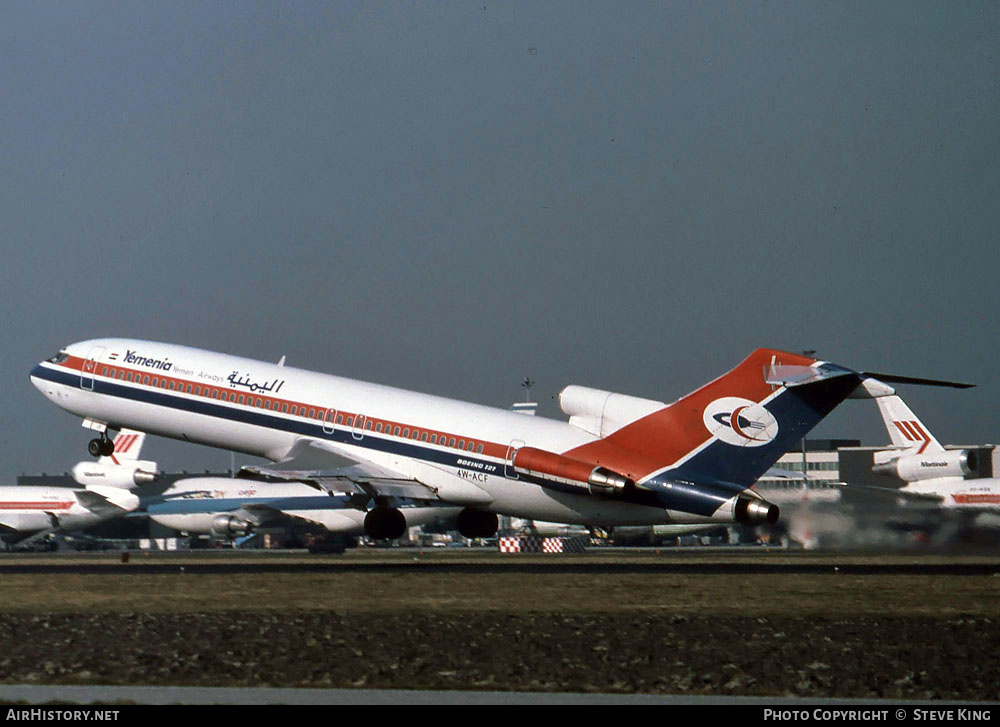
148;477;460;536
901;477;1000;510
0;487;115;535
148;479;348;534
30;338;751;527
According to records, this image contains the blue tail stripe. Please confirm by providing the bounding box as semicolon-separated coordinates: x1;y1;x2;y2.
661;373;862;489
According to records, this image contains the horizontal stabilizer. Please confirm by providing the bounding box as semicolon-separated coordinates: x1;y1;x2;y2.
765;364;852;387
861;372;975;389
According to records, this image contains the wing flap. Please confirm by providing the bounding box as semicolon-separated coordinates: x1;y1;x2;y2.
242;438;493;505
837;483;944;504
239;439;443;501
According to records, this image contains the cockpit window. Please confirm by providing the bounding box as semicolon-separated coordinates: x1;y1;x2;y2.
47;352;69;364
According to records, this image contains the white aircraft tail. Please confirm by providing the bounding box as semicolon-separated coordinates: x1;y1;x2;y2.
99;429;147;464
72;429;157;489
875;396;945;455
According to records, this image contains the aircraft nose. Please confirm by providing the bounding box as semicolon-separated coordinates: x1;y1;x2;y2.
29;363;57;399
29;364;45;391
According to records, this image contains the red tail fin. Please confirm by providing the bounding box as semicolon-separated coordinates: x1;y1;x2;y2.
564;349;825;482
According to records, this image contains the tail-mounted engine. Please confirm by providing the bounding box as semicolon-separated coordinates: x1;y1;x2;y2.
558;386;664;437
734;495;780;525
511;447;635;497
71;460;158;489
873;450;977;481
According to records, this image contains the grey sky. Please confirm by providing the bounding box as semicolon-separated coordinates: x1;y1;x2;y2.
2;1;998;478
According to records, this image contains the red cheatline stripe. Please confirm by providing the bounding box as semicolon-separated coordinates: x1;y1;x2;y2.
47;357;508;462
894;421;914;441
952;494;1000;505
0;502;74;510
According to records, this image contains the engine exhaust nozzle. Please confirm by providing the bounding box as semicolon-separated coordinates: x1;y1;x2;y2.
735;496;780;525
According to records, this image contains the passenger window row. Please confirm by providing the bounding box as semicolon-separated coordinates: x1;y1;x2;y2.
96;364;486;454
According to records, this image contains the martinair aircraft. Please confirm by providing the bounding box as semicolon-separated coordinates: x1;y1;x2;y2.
70;428;158;489
863;395;1000;511
0;429;147;544
29;339;970;540
0;484;139;545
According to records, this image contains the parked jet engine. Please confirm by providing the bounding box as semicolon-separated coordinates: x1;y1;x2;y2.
71;460;158;489
873;450;977;481
210;514;254;538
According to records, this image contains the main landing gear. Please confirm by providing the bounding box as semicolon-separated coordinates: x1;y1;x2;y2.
88;434;114;458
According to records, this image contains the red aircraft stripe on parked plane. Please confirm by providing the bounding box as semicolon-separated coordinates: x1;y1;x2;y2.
0;502;74;510
952;494;1000;505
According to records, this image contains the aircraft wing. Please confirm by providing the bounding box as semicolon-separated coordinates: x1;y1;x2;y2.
239;438;490;504
74;486;141;517
226;503;331;531
836;482;944;504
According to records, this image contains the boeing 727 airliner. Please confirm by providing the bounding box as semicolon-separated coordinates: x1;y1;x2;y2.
29;339;969;539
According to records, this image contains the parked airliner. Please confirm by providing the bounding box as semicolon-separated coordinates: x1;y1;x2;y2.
867;395;1000;510
1;429;150;544
70;428;157;489
29;338;967;540
148;477;460;540
0;484;138;544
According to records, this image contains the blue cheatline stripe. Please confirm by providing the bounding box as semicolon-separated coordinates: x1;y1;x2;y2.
31;364;500;473
146;495;357;515
662;372;862;490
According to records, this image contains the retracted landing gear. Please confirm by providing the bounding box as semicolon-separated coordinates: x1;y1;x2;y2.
88;434;114;458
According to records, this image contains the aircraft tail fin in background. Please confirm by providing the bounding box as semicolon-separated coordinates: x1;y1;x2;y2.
875;395;946;455
72;429;157;489
98;429;146;465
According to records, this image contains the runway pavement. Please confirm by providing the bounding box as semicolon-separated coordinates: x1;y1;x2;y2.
1;547;999;575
